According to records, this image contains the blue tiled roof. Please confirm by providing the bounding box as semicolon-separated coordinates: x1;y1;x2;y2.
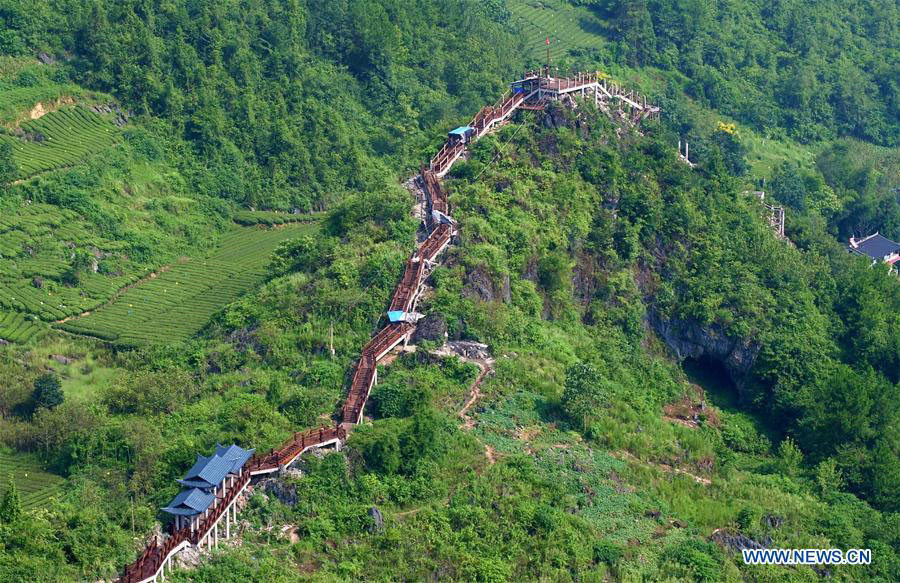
852;233;900;261
161;488;216;516
177;454;233;489
215;443;255;474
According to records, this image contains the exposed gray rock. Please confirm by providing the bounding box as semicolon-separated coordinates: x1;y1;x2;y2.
412;313;447;343
500;274;511;303
709;528;771;552
463;265;509;304
174;544;204;569
541;103;575;130
283;467;303;480
49;354;74;365
369;506;384;533
447;341;491;360
463;265;496;302
261;478;298;507
764;514;784;530
649;312;759;396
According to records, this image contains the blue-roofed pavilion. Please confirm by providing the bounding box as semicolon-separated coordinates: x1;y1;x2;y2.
161;488;216;517
214;444;255;475
176;454;233;489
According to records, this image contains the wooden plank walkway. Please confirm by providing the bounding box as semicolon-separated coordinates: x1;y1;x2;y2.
118;70;659;583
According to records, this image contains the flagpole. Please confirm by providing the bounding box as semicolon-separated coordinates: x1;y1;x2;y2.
546;37;551;77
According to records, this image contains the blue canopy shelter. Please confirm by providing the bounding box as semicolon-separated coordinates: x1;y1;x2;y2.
448;126;475;144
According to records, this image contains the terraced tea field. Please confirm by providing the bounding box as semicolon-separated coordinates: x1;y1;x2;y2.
233;209;326;226
0;311;45;344
0;106;120;180
58;222;319;346
0;203;138;342
0;450;65;510
509;0;609;63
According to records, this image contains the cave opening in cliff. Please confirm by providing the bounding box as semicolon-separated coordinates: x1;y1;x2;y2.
682;356;738;408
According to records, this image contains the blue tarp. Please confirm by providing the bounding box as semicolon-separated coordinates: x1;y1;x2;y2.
388;311;406;322
449;126;473;137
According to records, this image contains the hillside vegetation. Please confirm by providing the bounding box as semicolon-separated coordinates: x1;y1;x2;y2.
512;0;900;242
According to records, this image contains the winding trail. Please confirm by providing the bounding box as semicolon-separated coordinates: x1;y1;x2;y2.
458;360;493;428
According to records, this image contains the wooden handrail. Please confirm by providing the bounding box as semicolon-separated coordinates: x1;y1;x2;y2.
121;70;658;583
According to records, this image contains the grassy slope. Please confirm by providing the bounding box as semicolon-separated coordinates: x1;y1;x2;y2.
167;113;897;582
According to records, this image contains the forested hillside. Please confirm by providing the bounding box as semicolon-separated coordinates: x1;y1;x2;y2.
0;1;897;582
2;0;520;210
570;0;898;146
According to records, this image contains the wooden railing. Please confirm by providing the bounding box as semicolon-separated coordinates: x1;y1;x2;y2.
422;167;449;219
389;254;425;313
249;425;347;473
421;224;452;263
120;70;658;582
121;424;345;582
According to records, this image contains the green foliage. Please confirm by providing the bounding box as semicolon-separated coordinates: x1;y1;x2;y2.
517;0;898;146
776;437;803;479
0;107;120;180
562;362;610;431
269;234;336;277
101;369;197;416
0;140;15;183
32;372;63;410
815;458;844;497
370;381;420;418
58;223;318;345
0;0;523;211
0;1;895;580
233;210;324;227
0;450;64;510
662;539;724;582
0;477;21;523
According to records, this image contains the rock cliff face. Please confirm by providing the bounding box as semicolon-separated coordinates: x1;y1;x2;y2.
463;265;511;303
412;313;447;343
649;312;759;394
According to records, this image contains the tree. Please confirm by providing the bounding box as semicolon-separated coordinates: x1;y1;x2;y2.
0;478;21;524
562;363;610;431
776;437;803;478
33;373;63;410
0;141;16;184
612;0;657;67
815;458;844;497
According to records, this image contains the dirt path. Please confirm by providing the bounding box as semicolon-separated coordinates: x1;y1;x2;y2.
617;450;711;486
55;261;181;323
430;344;496;463
458;362;492;428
